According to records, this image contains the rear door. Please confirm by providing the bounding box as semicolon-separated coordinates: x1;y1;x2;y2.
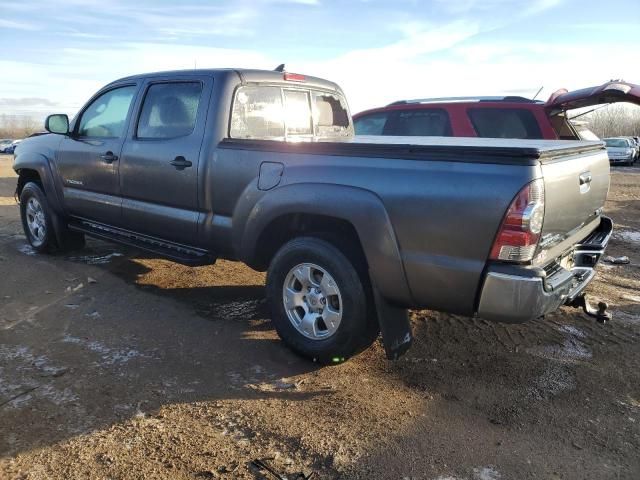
119;75;213;246
55;84;139;225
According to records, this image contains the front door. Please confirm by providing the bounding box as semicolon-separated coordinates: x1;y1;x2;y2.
119;76;212;245
54;84;138;225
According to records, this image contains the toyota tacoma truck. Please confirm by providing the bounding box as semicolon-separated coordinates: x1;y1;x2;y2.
13;68;612;362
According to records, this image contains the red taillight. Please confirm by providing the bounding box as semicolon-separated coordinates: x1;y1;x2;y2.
490;179;545;262
284;72;305;82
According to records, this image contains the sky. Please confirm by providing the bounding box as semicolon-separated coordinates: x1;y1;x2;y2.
1;0;639;120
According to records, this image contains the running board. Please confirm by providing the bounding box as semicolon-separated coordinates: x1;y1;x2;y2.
68;220;216;266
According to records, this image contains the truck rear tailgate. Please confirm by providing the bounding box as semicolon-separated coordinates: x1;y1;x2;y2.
534;146;610;265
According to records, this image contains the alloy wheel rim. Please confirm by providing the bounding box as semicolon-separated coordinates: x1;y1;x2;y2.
282;262;343;340
25;197;46;246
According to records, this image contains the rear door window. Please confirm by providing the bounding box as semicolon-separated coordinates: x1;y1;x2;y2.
354;109;452;136
137;82;203;139
468;108;543;139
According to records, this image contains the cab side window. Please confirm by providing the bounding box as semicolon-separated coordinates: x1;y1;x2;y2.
137;82;203;139
78;86;137;138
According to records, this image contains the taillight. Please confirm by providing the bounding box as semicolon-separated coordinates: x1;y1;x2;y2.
490;179;545;262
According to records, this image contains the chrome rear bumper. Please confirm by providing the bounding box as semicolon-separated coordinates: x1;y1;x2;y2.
477;216;613;323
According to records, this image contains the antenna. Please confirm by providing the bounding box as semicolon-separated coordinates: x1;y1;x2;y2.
532;86;543;101
274;64;285;72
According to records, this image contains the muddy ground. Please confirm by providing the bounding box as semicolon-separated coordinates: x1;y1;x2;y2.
0;153;639;480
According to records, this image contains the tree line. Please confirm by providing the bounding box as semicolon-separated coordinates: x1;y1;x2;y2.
578;104;640;138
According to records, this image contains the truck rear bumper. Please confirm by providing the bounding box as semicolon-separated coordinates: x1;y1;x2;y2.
477;216;613;323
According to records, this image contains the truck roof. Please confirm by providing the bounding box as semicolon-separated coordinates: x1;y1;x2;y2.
109;68;342;93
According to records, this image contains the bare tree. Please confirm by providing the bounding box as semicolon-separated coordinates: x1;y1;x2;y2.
581;103;640;138
0;114;44;139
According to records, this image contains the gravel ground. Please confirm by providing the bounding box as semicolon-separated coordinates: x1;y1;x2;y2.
0;153;639;480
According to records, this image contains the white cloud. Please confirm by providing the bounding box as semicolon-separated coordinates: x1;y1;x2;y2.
0;19;39;31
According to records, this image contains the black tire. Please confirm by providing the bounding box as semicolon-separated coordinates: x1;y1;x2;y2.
266;236;377;363
20;182;57;253
19;182;85;253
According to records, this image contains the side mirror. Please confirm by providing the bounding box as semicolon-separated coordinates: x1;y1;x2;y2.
45;114;70;135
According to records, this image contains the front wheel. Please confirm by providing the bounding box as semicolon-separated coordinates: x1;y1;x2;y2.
19;182;85;253
20;182;56;252
266;236;377;363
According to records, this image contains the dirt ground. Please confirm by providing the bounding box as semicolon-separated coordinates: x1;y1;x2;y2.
0;153;639;480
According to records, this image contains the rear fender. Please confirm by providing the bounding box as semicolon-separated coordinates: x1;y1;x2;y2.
238;183;412;306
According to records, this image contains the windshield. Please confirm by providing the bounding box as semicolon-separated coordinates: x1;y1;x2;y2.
605;138;628;148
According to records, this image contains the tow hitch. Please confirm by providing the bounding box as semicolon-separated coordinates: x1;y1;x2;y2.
569;294;611;324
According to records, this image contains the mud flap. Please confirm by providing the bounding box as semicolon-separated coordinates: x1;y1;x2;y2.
371;279;412;360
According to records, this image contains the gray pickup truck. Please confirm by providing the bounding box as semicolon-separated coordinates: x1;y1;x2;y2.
13;68;612;362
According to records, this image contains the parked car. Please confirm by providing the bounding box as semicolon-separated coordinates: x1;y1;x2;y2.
354;81;640;142
0;139;14;152
1;139;22;154
604;137;636;165
13;68;612;361
628;136;640;162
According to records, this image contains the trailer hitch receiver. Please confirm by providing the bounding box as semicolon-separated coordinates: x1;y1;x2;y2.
569;294;611;324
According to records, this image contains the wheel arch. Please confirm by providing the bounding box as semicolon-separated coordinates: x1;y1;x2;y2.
14;152;64;213
238;183;413;306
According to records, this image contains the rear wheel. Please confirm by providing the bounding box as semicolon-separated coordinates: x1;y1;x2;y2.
266;236;377;363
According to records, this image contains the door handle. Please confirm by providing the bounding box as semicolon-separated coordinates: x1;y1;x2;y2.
579;172;592;185
170;156;192;170
100;152;118;164
579;171;592;194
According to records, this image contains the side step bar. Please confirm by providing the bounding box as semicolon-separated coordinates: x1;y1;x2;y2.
69;220;216;266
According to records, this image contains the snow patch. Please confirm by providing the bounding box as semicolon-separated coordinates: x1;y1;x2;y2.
62;335;150;366
473;467;501;480
17;244;36;255
615;230;640;244
66;252;123;265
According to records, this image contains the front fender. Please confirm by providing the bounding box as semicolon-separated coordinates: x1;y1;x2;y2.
238;183;413;306
13;151;64;214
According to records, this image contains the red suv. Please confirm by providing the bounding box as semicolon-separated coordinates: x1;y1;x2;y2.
353;81;639;141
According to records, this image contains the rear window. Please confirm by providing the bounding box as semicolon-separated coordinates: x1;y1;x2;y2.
354;109;452;136
468;108;543;139
230;85;352;140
